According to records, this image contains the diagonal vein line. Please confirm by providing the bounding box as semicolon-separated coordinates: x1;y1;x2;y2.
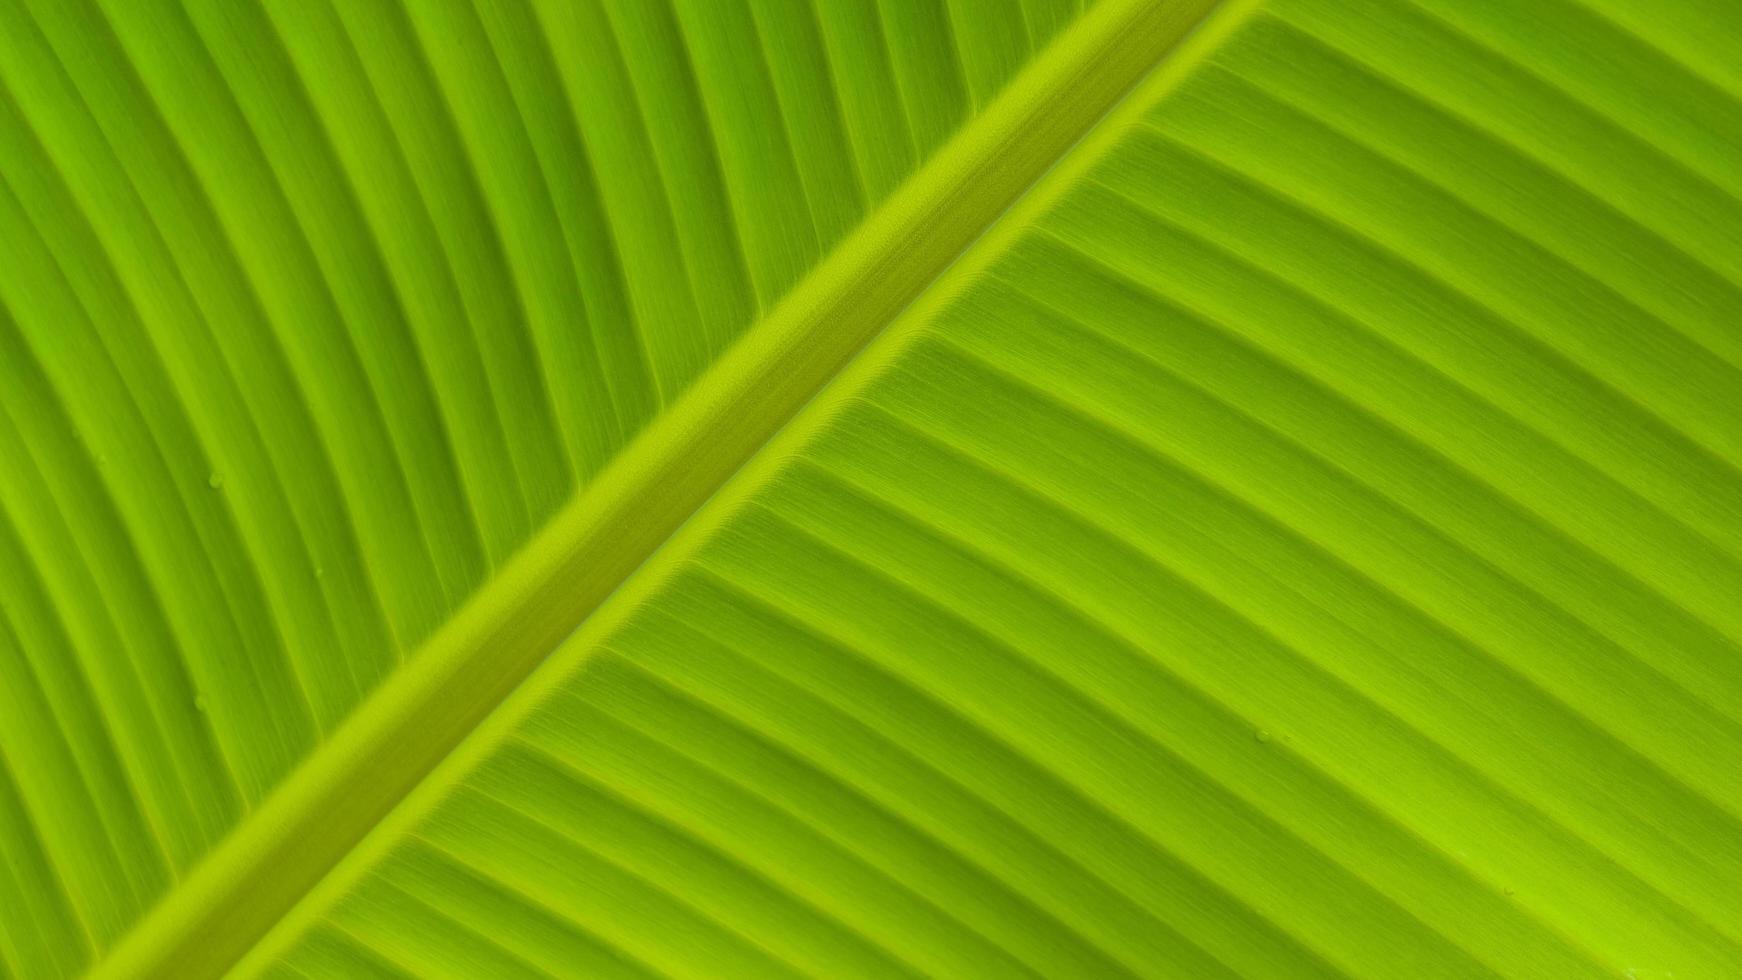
92;1;1242;975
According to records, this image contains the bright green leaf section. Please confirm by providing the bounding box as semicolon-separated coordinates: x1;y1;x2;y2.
253;1;1742;977
0;0;1175;973
4;0;1742;978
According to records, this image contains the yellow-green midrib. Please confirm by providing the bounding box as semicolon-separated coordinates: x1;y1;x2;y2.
275;1;1742;977
75;1;1220;976
0;0;1088;973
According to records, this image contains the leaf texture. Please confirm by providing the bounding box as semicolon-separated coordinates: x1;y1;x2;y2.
3;0;1742;977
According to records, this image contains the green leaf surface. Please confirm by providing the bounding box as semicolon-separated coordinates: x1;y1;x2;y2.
2;0;1740;977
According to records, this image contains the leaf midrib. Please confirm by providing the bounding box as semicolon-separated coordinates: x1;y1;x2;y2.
93;1;1230;975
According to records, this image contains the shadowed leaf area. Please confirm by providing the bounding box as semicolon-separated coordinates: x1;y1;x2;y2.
2;0;1741;976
